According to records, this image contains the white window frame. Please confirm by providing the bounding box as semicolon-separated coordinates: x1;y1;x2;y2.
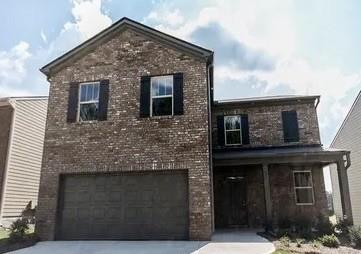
77;81;100;122
293;170;315;205
150;75;174;117
224;115;242;145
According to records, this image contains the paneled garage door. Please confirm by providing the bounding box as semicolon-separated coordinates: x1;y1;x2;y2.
56;171;189;240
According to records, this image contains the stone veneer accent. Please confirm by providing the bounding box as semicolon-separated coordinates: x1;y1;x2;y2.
212;101;321;148
36;28;212;240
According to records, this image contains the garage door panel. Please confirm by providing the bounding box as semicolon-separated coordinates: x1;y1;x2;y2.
57;172;188;240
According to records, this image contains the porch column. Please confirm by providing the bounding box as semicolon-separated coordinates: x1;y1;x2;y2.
262;163;273;230
337;159;353;224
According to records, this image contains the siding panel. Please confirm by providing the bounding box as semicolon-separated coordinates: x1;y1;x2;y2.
330;92;361;225
1;98;48;218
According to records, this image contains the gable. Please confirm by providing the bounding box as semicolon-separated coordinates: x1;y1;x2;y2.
41;17;213;76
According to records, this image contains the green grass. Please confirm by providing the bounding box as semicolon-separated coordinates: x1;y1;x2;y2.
0;228;10;239
272;249;292;254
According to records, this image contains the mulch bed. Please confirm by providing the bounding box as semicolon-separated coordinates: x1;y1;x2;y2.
0;234;38;254
259;232;361;254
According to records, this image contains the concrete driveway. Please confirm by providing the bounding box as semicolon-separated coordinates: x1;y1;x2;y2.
8;230;275;254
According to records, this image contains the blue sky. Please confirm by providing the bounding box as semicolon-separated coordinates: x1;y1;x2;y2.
1;0;360;189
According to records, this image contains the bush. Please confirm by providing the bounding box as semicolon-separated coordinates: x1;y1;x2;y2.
296;238;305;248
315;214;334;236
349;225;361;248
335;218;352;236
293;216;314;239
318;234;340;248
8;218;29;243
279;235;291;247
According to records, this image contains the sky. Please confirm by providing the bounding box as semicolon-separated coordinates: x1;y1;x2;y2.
1;0;360;191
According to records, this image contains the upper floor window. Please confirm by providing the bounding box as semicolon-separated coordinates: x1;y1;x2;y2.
139;73;183;118
282;110;300;143
78;82;100;121
224;116;242;145
151;76;173;116
293;171;314;205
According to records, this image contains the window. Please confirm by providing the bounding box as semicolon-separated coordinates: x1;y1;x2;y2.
282;110;300;142
224;116;242;145
78;82;100;121
293;171;314;205
150;75;173;116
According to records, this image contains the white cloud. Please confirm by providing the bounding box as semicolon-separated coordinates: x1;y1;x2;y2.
144;0;361;145
0;42;32;96
0;0;113;98
40;30;47;44
67;0;112;40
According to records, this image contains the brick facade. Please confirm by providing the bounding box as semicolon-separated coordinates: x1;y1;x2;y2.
36;28;212;240
212;101;321;148
270;164;328;225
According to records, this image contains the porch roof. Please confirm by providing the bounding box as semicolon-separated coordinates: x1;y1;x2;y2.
213;145;350;166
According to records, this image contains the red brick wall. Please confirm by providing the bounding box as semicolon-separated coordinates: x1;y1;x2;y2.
36;29;212;240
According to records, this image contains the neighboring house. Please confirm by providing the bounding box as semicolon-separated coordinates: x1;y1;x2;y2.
331;91;361;225
36;17;352;241
0;97;48;226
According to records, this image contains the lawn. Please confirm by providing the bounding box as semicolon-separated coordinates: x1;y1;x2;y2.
0;228;9;240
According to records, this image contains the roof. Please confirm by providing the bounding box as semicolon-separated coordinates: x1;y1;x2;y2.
213;145;349;166
331;90;361;147
0;96;48;107
40;17;213;76
214;95;320;107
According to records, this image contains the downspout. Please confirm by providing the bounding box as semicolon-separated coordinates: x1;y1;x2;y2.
206;60;214;233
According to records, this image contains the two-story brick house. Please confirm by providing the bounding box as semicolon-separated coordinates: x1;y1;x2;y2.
36;17;352;241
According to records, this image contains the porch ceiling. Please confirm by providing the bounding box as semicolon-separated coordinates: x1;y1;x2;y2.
213;145;350;166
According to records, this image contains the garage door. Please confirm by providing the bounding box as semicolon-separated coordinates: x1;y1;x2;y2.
56;171;189;240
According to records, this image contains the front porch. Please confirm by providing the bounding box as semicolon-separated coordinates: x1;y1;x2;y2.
212;145;352;231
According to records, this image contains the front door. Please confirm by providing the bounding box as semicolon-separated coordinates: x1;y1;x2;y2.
215;174;248;228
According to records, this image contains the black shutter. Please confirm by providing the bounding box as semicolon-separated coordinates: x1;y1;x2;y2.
98;79;109;121
173;73;184;115
282;110;300;142
217;115;225;146
140;76;151;117
241;114;250;145
67;82;79;123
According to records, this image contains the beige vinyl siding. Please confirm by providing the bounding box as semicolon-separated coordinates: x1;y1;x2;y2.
330;92;361;225
1;98;48;218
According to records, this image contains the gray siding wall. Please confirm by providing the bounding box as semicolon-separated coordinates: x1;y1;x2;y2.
330;92;361;225
0;98;48;220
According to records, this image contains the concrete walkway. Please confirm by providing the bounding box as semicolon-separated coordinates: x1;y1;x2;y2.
8;230;275;254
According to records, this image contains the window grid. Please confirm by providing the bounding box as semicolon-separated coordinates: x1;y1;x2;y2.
224;115;242;145
78;82;100;122
150;76;173;117
293;170;315;205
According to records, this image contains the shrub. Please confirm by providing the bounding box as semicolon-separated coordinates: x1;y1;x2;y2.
293;216;314;239
296;238;305;248
349;225;361;248
335;218;352;236
318;234;340;248
312;240;321;248
21;201;36;224
315;214;334;236
279;235;291;247
8;218;29;243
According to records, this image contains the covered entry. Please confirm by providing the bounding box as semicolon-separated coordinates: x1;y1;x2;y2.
56;171;189;240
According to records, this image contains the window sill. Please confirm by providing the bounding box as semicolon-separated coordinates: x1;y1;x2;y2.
148;115;175;120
